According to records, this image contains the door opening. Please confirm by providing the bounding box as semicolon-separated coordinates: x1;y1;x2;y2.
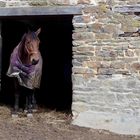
0;15;73;112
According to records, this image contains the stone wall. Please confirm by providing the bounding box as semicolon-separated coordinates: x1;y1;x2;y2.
0;0;140;135
72;2;140;135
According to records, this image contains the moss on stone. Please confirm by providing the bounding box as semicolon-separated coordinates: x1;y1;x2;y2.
0;1;6;7
99;4;109;13
131;20;140;27
28;1;49;6
28;0;67;6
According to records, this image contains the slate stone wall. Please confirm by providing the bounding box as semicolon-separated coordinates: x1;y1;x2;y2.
72;4;140;112
71;2;140;135
72;1;140;134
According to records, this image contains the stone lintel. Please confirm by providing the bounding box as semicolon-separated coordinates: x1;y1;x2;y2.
0;6;82;18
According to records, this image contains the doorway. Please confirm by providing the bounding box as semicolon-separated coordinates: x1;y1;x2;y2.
0;15;73;111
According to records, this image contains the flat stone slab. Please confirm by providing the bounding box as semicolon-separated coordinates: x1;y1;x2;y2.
113;5;140;13
72;111;140;135
0;6;82;17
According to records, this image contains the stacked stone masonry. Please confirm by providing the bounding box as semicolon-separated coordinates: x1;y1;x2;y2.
0;0;140;135
71;2;140;135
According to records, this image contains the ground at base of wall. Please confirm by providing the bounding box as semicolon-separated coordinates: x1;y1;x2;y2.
0;106;139;140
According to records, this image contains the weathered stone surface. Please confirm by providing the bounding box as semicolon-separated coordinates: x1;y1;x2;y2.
87;23;103;33
72;111;140;135
73;76;140;112
73;66;97;74
110;61;125;69
96;50;118;58
29;0;72;6
95;33;112;40
125;49;134;57
0;6;82;16
118;57;138;63
83;61;100;69
72;32;95;41
100;61;110;68
73;23;87;28
72;40;86;46
73;0;140;135
72;75;140;127
75;45;95;51
73;55;90;62
0;1;6;7
82;15;92;23
72;74;87;86
103;24;118;34
2;0;78;7
77;0;90;4
134;49;140;57
73;15;84;23
131;63;140;70
83;5;97;13
98;68;115;75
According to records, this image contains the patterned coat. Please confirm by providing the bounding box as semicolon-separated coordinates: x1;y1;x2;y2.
7;43;43;89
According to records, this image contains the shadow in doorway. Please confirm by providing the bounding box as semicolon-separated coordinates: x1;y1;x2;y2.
0;15;73;112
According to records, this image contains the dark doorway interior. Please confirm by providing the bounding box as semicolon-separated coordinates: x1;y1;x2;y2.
0;16;73;112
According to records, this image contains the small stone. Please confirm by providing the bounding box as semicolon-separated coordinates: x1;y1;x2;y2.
27;113;33;118
78;0;90;4
12;114;18;118
131;63;140;70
